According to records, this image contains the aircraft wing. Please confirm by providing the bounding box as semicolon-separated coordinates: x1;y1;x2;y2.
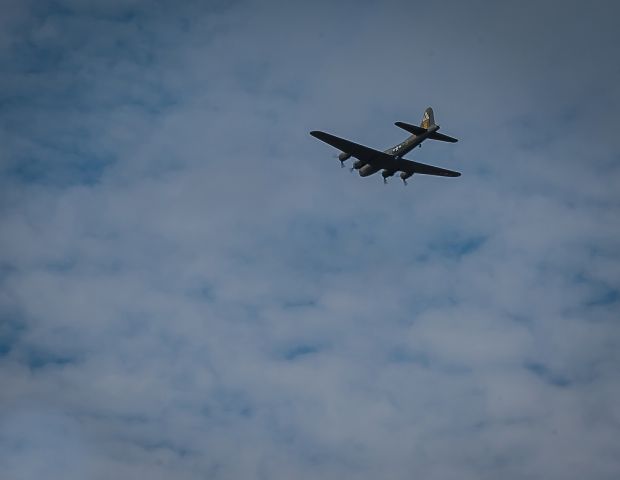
395;158;461;177
310;130;460;177
310;131;395;169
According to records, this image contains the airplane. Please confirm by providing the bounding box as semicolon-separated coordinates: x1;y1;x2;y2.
310;107;460;185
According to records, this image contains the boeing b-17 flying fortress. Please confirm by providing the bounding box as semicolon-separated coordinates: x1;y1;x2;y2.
311;107;460;184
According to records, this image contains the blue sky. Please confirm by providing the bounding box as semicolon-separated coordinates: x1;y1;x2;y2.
1;1;619;479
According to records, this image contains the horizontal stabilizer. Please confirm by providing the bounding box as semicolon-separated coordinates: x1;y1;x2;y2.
430;132;458;143
394;122;458;143
395;121;426;136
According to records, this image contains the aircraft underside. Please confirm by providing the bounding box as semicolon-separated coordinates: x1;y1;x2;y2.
310;107;460;185
358;164;379;177
356;163;414;184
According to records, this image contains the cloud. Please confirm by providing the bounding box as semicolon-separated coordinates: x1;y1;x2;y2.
1;1;619;479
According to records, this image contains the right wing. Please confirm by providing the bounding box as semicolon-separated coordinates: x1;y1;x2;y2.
310;131;395;169
395;158;461;177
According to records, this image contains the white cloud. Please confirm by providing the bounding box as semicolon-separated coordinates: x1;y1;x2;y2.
1;1;619;479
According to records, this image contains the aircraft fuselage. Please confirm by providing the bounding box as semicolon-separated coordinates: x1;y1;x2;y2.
357;124;439;177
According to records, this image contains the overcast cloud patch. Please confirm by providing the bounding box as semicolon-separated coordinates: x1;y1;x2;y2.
1;1;619;479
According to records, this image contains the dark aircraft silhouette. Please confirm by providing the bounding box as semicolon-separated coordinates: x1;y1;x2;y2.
310;107;460;184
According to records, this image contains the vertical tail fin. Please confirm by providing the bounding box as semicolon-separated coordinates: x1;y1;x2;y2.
421;107;435;129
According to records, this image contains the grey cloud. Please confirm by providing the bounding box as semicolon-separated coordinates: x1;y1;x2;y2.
1;0;619;479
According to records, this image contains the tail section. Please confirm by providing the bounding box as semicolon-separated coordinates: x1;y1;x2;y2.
421;107;435;129
394;107;458;143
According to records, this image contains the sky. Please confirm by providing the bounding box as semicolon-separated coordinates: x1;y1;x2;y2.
1;0;619;479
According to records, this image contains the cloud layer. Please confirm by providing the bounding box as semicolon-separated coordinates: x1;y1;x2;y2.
1;1;619;479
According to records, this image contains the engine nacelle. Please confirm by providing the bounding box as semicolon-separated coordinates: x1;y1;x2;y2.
382;169;396;178
338;152;352;161
400;171;414;180
353;160;365;170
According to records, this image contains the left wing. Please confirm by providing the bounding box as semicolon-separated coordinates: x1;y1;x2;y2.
310;131;394;169
310;130;461;177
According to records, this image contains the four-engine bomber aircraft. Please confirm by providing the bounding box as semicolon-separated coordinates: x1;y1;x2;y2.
310;107;460;184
